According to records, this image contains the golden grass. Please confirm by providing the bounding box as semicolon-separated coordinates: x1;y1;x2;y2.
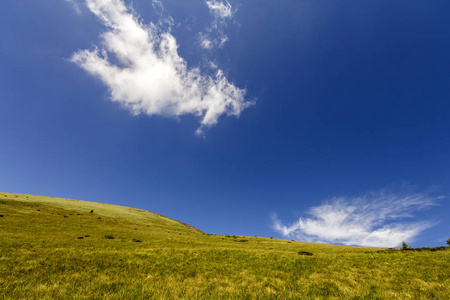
1;192;449;299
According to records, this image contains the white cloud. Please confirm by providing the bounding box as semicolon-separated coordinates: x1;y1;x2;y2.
200;0;235;49
199;34;213;50
207;0;233;19
70;0;252;134
65;0;81;14
272;191;439;247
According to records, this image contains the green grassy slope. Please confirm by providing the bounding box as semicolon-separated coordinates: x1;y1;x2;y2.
1;192;449;299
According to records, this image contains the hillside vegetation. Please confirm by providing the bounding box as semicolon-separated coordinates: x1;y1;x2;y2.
1;192;449;299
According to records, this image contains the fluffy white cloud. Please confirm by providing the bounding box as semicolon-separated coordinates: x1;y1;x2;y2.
70;0;252;134
272;191;439;247
200;0;235;49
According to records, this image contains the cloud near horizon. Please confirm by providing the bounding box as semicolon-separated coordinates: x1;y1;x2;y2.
70;0;252;134
272;191;439;247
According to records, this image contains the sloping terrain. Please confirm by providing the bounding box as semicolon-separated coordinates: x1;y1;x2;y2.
1;192;449;299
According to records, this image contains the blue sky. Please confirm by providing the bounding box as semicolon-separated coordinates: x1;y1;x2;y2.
1;0;449;247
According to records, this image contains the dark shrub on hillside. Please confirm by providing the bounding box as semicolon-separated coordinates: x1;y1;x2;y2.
432;246;446;251
375;249;396;254
132;239;142;242
77;237;84;239
391;246;447;252
402;241;409;250
104;235;115;239
298;251;313;256
0;215;4;217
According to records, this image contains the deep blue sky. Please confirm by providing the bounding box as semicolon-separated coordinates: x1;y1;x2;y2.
1;0;449;247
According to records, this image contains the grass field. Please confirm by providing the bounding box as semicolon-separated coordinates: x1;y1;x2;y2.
1;192;449;299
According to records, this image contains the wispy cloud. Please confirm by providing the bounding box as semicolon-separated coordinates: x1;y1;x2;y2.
70;0;252;134
207;0;234;19
65;0;81;14
272;190;439;247
200;0;235;49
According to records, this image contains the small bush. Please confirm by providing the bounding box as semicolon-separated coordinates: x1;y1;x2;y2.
447;238;450;247
132;239;142;242
375;249;396;254
298;251;313;256
90;210;93;213
0;215;4;217
97;217;102;219
85;235;90;237
77;237;84;239
104;235;115;239
401;241;409;250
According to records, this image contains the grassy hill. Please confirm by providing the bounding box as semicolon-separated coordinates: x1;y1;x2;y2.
1;192;449;299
